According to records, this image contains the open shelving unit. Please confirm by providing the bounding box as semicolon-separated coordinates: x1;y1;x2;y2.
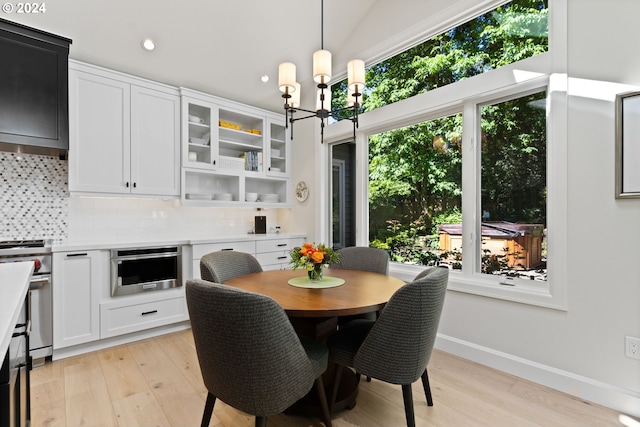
180;88;290;206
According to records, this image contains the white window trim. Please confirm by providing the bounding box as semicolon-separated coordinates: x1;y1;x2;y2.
321;0;567;310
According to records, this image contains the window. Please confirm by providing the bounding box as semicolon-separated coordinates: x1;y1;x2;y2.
368;114;463;266
322;0;566;309
478;90;547;281
331;0;549;116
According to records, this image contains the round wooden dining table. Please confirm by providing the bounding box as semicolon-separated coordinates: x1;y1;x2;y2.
225;267;406;417
224;267;405;318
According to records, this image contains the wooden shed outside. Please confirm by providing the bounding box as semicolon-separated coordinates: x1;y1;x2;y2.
438;222;544;270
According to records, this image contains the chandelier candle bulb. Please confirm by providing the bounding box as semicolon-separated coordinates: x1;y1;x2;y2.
278;62;297;92
313;49;332;83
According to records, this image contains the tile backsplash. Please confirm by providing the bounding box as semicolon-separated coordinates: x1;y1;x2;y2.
0;152;68;241
1;152;285;244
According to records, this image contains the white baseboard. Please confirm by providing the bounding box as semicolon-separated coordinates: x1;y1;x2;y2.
435;334;640;418
52;321;191;361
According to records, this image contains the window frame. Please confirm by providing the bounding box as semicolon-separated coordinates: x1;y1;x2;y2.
321;0;567;310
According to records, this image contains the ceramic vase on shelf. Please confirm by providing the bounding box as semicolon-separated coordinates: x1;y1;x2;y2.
308;264;324;282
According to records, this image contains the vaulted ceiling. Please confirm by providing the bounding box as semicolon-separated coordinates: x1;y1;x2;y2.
8;0;471;113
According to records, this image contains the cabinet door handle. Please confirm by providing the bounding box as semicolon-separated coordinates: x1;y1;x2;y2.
212;160;216;165
141;310;158;316
126;182;130;188
133;182;137;188
66;253;88;257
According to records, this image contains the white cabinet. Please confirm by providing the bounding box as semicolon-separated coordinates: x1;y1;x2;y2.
69;61;180;197
100;291;188;339
180;88;290;206
256;237;304;270
52;250;104;349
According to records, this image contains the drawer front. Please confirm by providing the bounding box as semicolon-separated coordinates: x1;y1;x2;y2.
255;238;304;254
192;241;256;259
256;251;291;267
100;296;188;338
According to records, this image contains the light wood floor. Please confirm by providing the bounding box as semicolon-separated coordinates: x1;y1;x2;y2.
30;329;628;427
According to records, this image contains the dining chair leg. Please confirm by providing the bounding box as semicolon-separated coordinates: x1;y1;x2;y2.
421;369;433;406
255;416;267;427
330;364;344;413
401;384;416;427
315;376;333;427
201;392;216;427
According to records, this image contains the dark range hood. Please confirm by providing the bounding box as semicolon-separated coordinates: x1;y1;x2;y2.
0;18;71;157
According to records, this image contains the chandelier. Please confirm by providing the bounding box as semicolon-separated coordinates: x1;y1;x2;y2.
278;0;365;143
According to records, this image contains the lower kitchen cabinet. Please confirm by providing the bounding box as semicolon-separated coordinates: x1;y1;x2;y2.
255;237;304;270
100;291;188;338
52;250;104;349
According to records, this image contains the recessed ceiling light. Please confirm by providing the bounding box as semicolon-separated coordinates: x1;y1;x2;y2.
261;75;269;83
141;38;155;51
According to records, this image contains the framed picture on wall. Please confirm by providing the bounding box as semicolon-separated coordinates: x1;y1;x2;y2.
615;90;640;198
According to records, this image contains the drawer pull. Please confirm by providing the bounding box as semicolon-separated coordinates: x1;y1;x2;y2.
66;253;88;257
277;243;288;247
141;310;158;316
277;256;287;260
221;248;234;251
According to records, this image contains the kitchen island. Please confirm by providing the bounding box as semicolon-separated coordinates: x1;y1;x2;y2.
1;261;33;427
0;262;33;359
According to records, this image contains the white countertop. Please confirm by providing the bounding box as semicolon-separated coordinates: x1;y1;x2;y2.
0;262;34;359
52;232;306;252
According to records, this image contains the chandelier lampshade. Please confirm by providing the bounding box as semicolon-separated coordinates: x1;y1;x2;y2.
278;62;297;93
313;49;332;84
347;59;365;92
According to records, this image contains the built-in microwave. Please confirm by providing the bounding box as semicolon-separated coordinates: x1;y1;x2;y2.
111;246;182;297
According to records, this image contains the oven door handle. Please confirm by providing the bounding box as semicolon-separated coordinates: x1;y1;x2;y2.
29;275;50;290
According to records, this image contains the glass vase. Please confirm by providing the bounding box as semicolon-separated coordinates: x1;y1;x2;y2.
308;264;324;282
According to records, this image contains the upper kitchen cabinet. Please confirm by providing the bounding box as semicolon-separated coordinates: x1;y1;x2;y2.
180;88;290;206
68;61;180;197
0;18;71;156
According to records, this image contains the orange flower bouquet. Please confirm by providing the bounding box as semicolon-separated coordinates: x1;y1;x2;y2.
290;242;339;282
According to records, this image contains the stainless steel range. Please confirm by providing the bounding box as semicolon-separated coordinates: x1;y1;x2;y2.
0;240;53;366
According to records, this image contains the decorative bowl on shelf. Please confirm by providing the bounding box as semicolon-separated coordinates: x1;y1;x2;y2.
245;192;258;202
258;193;278;203
213;193;233;201
186;193;212;200
188;114;204;123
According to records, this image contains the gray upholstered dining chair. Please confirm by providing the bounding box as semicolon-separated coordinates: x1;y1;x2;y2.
326;267;448;427
200;250;263;283
330;246;390;325
186;279;332;427
330;246;390;275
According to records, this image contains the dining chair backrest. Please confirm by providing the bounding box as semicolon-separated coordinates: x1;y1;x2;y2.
353;266;449;385
331;246;389;275
200;250;263;283
186;279;323;416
